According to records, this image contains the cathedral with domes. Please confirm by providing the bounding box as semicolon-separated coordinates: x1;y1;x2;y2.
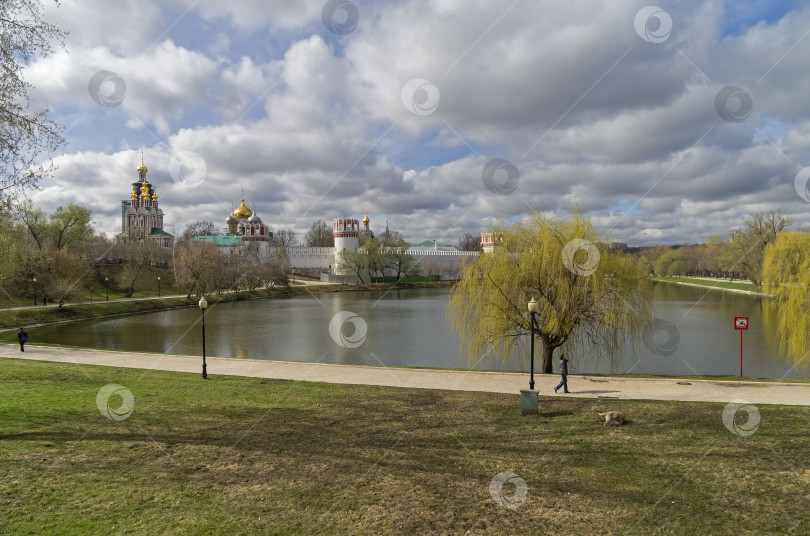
117;157;174;248
225;195;273;245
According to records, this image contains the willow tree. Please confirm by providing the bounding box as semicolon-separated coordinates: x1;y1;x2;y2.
762;232;810;373
448;212;652;373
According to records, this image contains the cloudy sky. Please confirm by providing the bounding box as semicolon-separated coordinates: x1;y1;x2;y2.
23;0;810;245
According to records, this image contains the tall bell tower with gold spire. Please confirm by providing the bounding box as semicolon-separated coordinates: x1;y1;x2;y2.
117;152;175;248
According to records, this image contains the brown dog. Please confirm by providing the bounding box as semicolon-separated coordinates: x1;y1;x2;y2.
598;411;625;426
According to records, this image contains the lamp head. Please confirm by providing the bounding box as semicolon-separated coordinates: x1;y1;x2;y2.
528;297;539;314
33;277;37;283
199;296;208;309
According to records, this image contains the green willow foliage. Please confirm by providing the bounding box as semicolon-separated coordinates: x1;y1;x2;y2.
448;212;652;373
762;232;810;374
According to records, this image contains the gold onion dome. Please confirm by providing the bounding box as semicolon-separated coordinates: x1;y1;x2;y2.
363;214;370;224
152;191;158;202
137;163;147;173
130;186;138;200
233;198;252;219
140;179;150;198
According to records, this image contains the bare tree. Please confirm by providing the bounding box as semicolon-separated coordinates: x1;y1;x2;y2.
182;220;219;240
421;258;441;280
48;248;89;307
16;201;49;250
271;229;298;247
173;240;222;297
384;246;417;282
336;248;367;284
305;220;334;247
0;0;66;206
50;204;94;250
118;240;160;297
457;233;482;251
727;209;792;285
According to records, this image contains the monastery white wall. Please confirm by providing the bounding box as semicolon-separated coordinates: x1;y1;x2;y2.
266;246;333;269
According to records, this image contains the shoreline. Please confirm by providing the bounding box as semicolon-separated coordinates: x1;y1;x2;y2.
0;280;455;332
650;276;776;297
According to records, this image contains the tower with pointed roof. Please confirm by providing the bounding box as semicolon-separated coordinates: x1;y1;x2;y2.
359;214;374;243
117;156;174;248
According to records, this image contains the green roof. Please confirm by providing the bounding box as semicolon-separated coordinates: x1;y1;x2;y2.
149;229;175;237
192;235;242;246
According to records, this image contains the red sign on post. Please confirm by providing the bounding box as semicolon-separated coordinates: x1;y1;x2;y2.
734;317;749;376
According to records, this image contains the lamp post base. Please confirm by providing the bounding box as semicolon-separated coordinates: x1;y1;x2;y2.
520;389;539;415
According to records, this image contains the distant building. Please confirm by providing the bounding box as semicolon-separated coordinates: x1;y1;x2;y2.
188;195;478;279
117;158;174;248
480;232;501;253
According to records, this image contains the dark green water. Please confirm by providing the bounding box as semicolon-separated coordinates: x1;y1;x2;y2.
7;284;802;378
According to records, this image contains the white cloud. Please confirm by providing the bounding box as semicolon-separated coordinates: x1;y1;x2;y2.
22;0;810;246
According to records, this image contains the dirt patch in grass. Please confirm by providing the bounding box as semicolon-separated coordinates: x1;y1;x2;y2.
0;358;807;535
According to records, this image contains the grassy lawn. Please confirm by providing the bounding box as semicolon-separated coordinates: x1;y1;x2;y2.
650;276;764;293
0;359;807;535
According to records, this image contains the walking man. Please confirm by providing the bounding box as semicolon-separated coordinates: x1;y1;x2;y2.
554;352;570;394
17;327;28;352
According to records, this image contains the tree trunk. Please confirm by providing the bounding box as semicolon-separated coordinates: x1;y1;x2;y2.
540;339;554;373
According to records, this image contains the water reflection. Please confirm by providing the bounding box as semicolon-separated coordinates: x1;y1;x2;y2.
8;284;803;378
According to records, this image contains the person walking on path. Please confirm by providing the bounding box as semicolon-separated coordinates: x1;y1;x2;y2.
554;352;570;393
42;294;47;307
17;328;28;352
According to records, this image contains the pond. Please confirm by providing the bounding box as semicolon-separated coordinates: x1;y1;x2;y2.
8;284;802;378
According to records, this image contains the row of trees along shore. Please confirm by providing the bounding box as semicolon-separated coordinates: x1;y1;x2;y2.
0;206;479;305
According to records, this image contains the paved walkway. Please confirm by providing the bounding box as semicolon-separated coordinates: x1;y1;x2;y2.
2;344;808;406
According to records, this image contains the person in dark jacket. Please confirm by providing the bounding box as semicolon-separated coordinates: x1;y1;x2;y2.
554;352;570;393
17;328;28;352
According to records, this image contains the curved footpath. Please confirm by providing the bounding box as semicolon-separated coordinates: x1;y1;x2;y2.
1;344;808;406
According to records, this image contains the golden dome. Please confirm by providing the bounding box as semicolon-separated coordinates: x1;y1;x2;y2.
152;191;158;202
363;214;370;224
137;163;147;173
140;179;150;198
233;198;252;219
130;186;138;201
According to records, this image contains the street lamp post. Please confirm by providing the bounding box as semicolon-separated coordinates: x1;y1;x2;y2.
157;276;161;297
199;296;208;379
33;278;37;305
528;298;540;390
105;277;109;301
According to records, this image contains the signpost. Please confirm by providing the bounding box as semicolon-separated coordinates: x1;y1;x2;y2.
734;317;749;377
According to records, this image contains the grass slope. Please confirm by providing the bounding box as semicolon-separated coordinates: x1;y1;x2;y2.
0;359;807;535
